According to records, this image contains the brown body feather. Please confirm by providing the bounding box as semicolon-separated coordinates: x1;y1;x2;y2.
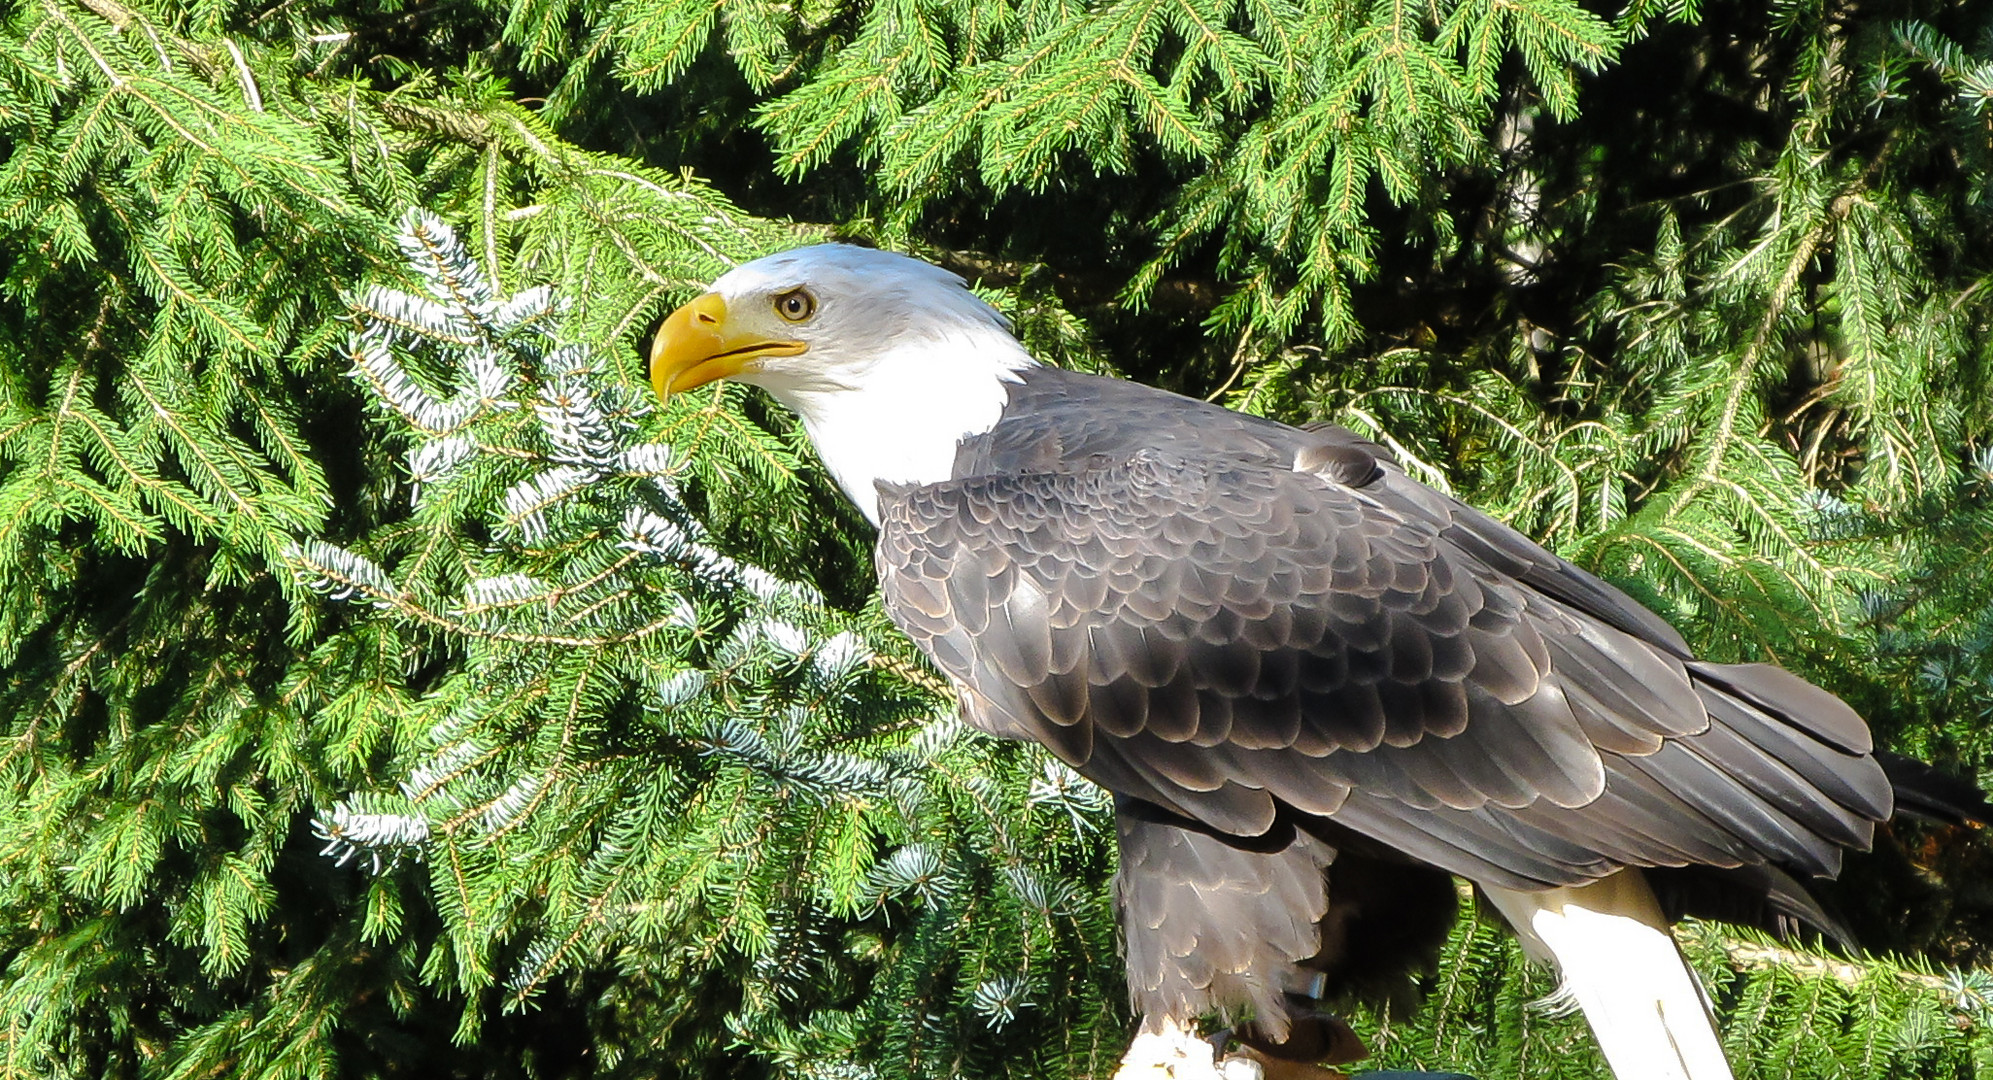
876;367;1898;1049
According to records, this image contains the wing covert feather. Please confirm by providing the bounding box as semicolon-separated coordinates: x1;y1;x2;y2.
879;446;1890;890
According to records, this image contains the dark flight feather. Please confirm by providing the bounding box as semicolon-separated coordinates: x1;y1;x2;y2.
869;367;1972;1043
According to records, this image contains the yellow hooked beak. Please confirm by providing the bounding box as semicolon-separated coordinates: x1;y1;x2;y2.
647;292;807;400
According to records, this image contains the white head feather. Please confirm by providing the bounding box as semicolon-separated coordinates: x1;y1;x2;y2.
708;244;1038;523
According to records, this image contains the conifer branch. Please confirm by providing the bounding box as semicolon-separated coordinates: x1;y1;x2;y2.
8;2;1993;1076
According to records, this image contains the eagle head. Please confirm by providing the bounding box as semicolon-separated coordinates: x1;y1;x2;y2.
646;244;1023;400
645;244;1036;522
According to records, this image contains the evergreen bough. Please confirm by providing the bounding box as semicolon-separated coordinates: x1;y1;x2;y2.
291;210;1128;1077
0;0;1991;1076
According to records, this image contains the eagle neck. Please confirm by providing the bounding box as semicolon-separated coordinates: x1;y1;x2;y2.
777;339;1035;525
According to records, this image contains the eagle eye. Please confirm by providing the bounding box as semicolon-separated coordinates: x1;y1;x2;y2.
773;288;817;323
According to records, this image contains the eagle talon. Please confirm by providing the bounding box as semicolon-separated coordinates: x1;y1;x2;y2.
1237;1010;1368;1067
1113;1018;1263;1080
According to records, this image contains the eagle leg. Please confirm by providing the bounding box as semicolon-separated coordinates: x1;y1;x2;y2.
1113;1017;1266;1080
1113;1017;1361;1080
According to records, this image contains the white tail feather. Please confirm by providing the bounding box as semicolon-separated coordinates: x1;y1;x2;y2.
1482;871;1734;1080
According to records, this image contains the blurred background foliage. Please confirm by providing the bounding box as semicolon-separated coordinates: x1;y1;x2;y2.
0;0;1992;1075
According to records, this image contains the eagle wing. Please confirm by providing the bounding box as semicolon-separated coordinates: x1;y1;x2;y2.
876;445;1893;901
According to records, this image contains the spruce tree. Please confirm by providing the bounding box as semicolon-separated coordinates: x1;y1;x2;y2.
0;0;1991;1077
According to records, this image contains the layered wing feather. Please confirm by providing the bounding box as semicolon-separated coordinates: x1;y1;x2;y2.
880;434;1892;899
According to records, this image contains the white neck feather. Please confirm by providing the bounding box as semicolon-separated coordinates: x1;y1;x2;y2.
763;334;1036;525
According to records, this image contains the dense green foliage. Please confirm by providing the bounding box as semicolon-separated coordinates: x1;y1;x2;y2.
295;211;1126;1076
1;0;1992;1077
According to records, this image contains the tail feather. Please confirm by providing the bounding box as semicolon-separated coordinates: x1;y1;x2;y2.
1645;863;1854;949
1878;750;1993;826
1482;870;1733;1080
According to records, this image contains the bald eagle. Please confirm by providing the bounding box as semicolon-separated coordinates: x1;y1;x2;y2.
646;244;1981;1080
